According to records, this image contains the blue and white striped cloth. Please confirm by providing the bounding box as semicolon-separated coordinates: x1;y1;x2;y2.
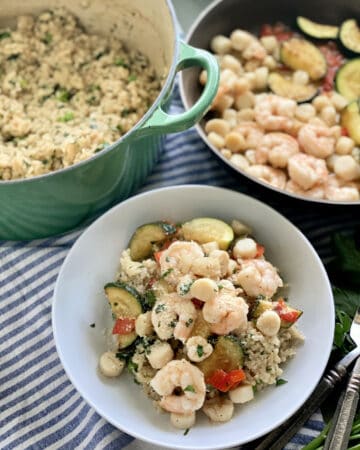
1;85;359;450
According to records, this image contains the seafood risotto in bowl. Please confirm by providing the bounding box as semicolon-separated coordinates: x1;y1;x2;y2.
98;217;304;430
52;185;334;449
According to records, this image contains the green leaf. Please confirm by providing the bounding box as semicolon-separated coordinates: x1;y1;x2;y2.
333;287;360;317
196;345;204;358
333;233;360;283
276;378;288;386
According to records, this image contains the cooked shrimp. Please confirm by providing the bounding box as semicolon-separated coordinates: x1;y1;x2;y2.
298;124;336;158
150;359;206;414
234;122;264;150
288;153;328;190
246;164;286;189
286;180;325;200
202;293;248;335
235;259;283;298
255;132;299;168
324;175;360;201
159;241;204;285
151;293;197;343
254;94;297;132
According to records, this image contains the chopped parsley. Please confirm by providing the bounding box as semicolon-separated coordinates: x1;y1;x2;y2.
184;385;195;393
168;320;176;328
183;428;190;436
185;318;193;327
155;303;165;313
196;345;204;358
89;323;96;328
128;74;137;82
114;58;129;68
160;268;173;279
7;54;20;61
42;32;53;44
58;112;74;122
179;281;193;296
276;378;288;386
127;359;138;374
0;31;11;40
56;89;73;103
144;290;157;310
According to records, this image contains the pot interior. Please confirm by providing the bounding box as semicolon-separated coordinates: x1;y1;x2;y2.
183;0;360;109
0;0;175;78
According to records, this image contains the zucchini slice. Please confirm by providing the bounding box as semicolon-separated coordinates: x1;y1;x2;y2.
297;16;339;39
335;59;360;102
129;221;177;261
281;38;327;80
250;299;273;319
276;303;303;328
341;100;360;145
268;72;318;103
197;336;244;378
182;217;234;250
189;311;212;339
339;19;360;54
104;282;143;348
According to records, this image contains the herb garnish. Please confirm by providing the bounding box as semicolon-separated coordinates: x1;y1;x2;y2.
196;345;204;358
155;303;165;313
184;385;195;393
42;32;53;44
160;268;173;279
58;112;74;122
0;31;11;40
276;378;288;386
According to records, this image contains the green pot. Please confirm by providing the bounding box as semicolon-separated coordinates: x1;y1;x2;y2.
0;0;219;240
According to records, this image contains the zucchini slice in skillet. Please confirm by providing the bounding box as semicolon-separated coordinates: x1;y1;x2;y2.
296;16;339;39
339;19;360;54
268;72;318;103
281;38;327;80
104;282;143;349
335;59;360;102
197;336;244;378
129;221;177;261
341;100;360;145
181;217;234;250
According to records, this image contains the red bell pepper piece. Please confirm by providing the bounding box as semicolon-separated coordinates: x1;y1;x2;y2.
275;298;301;323
112;318;135;335
206;368;246;392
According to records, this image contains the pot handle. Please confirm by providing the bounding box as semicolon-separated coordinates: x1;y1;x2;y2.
140;40;219;134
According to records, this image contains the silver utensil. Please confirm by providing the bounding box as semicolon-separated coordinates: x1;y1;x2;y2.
323;307;360;450
252;310;360;450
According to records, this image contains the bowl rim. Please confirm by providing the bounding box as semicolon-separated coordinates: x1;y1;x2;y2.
178;0;360;206
0;0;179;186
52;184;335;449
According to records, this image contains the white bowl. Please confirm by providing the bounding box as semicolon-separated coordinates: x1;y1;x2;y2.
52;185;334;450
